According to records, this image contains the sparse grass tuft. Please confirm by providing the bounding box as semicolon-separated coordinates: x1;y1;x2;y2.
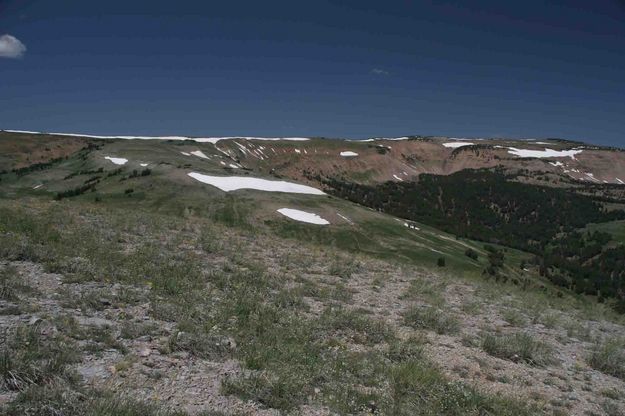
119;321;162;340
321;306;393;345
84;395;188;416
601;388;623;400
388;359;539;415
167;330;233;360
0;266;32;301
0;323;79;391
3;381;84;416
502;308;527;327
403;306;460;335
587;337;625;380
481;332;557;367
402;278;445;307
328;257;359;278
387;335;427;362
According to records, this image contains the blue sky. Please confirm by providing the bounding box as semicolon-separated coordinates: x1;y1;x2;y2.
1;0;624;146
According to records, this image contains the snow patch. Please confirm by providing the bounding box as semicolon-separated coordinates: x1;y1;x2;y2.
140;163;148;167
33;184;42;189
617;178;625;185
549;161;564;167
442;142;474;149
507;147;582;159
393;174;404;181
188;172;325;195
360;136;411;141
180;152;191;156
584;173;600;182
340;151;359;157
190;150;210;159
277;208;329;225
104;156;128;165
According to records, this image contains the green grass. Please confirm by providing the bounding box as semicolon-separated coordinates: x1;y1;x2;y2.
502;308;528;327
0;146;608;415
481;332;557;367
4;386;191;416
584;220;625;244
0;323;79;391
387;359;540;416
587;337;625;380
0;265;33;301
166;330;233;360
403;306;460;335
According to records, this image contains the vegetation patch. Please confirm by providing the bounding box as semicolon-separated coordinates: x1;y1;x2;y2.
481;332;557;367
0;323;79;391
587;337;625;380
403;306;460;335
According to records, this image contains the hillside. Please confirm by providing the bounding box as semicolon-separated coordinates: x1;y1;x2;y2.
1;130;625;415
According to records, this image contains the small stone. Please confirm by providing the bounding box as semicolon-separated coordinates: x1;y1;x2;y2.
138;347;151;357
99;298;112;306
28;316;42;326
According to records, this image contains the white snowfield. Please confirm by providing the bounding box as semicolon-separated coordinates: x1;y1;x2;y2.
104;156;128;165
340;151;359;157
190;150;210;159
2;130;309;144
442;142;474;148
506;147;583;159
277;208;330;225
187;172;325;195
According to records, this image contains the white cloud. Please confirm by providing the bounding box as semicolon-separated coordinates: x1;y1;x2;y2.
0;34;26;58
371;68;389;75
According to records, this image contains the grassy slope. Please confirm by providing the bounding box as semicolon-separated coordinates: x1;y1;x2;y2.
0;137;534;282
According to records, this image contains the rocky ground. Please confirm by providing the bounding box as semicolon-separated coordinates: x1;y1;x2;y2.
1;214;624;415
